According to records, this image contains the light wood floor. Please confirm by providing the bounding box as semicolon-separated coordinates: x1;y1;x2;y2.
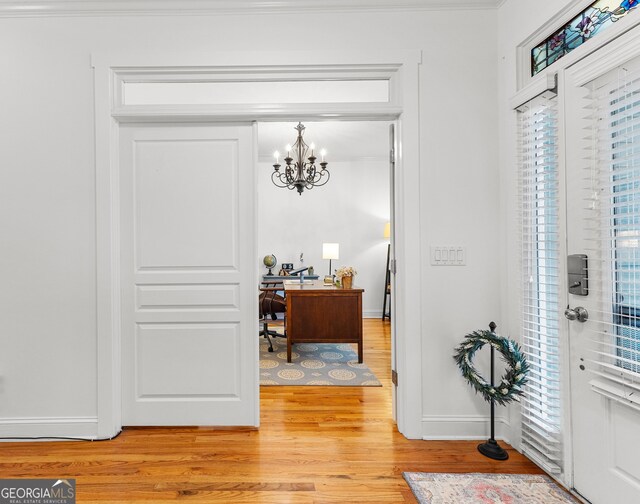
0;319;541;503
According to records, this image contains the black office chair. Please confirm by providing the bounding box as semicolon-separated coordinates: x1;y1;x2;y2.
259;284;286;352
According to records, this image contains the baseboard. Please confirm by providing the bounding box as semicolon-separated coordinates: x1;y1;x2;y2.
421;415;511;444
0;416;99;441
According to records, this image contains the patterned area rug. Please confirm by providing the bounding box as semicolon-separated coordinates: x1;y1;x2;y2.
403;473;579;504
259;338;381;386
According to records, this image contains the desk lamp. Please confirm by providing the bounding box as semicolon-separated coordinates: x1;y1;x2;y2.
322;243;339;279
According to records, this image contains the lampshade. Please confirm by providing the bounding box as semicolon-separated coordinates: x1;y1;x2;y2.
322;243;340;260
383;222;391;239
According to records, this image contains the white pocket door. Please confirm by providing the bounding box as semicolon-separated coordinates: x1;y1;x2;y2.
119;123;257;426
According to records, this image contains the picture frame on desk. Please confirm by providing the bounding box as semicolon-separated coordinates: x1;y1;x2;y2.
278;263;294;276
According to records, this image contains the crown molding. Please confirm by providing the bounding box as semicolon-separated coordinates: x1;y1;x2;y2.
0;0;501;17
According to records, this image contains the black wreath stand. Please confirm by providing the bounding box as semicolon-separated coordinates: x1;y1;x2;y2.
477;321;509;460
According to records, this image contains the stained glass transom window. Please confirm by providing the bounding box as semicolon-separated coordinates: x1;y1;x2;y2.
532;0;639;76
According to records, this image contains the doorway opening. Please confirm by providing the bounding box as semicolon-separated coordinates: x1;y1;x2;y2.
94;53;423;439
256;120;394;408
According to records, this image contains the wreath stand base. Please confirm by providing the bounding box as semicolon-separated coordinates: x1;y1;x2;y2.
478;439;508;460
477;322;509;461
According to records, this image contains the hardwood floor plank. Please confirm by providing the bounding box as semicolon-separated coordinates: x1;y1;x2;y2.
0;320;542;502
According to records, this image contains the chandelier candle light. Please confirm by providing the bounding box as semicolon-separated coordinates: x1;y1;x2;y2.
272;122;329;195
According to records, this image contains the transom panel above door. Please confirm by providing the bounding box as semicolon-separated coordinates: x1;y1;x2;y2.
119;123;257;426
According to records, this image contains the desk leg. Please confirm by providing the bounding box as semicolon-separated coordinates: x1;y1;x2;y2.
357;310;363;362
286;297;292;362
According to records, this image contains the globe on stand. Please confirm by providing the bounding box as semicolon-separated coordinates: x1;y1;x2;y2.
263;254;277;275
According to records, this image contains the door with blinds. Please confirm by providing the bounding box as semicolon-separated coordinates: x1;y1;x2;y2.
563;34;640;503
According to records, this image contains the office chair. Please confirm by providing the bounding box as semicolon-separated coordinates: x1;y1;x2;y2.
259;284;286;352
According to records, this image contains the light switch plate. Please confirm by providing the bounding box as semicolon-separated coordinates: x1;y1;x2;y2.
430;246;466;266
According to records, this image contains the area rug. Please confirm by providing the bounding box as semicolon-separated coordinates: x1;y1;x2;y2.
403;473;578;504
259;338;381;386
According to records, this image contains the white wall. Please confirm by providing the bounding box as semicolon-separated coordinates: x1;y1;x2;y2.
0;7;499;439
258;155;390;318
418;15;501;438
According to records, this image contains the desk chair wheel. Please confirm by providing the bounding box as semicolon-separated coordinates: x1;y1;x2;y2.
260;321;281;353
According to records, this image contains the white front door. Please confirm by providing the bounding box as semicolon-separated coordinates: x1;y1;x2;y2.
564;35;640;503
119;123;258;426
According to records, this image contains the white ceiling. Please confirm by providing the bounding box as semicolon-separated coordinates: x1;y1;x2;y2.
258;121;391;163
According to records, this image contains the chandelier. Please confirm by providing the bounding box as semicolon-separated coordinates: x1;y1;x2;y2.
272;122;329;195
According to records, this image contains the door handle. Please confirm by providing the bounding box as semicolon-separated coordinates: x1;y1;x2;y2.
565;305;589;323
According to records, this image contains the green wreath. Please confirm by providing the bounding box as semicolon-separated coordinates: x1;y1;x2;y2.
453;330;529;406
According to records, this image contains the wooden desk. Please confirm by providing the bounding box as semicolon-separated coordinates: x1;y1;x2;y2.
284;280;364;363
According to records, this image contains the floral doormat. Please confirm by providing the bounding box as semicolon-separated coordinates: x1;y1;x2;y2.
403;473;579;504
259;338;381;386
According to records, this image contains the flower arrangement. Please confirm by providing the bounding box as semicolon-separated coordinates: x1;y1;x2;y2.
335;266;357;278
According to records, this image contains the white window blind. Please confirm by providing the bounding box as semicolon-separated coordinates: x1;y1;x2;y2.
518;92;563;475
584;60;640;406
